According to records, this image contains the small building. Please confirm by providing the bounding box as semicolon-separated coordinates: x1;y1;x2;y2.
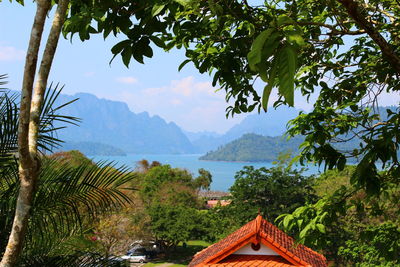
199;191;232;209
189;215;327;267
205;199;231;209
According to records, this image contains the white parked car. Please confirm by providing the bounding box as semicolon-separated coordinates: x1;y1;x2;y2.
120;251;148;263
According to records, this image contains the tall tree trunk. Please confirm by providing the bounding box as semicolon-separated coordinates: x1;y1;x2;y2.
0;1;50;266
29;0;70;153
0;0;69;266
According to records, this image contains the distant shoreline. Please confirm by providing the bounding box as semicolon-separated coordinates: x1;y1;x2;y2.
198;159;275;164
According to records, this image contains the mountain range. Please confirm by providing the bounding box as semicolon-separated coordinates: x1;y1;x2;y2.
52;92;301;155
56;93;195;154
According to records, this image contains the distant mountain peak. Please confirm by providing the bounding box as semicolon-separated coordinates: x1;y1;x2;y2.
55;92;196;154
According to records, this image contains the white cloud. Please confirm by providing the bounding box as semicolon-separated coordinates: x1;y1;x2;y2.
104;76;243;133
0;46;25;61
116;76;138;84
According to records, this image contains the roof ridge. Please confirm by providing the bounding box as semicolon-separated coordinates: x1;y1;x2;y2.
259;219;327;266
188;215;327;267
255;214;262;234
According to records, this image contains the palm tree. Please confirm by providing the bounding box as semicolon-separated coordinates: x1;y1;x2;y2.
0;75;134;266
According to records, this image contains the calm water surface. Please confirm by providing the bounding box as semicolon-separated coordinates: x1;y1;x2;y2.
91;154;321;192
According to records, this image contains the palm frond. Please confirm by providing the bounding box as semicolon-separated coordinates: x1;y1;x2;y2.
0;80;80;156
0;158;19;251
38;83;80;153
0;77;132;265
0;74;8;91
26;158;135;248
0;93;19;158
0;78;19;160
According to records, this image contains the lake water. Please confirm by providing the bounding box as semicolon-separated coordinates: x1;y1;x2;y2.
91;154;321;192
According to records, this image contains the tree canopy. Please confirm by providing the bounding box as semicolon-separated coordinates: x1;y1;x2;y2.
66;0;400;195
138;164;212;249
229;165;318;224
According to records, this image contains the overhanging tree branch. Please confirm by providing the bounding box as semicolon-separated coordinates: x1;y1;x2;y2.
337;0;400;75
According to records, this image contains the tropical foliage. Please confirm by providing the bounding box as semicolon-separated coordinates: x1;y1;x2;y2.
66;0;400;194
277;167;400;265
0;79;134;266
3;0;400;265
138;164;212;249
229;164;318;224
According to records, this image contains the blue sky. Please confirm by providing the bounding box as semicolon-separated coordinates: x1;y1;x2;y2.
1;1;398;133
1;1;251;133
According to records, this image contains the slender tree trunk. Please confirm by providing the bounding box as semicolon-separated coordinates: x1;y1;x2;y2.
29;0;70;153
0;0;69;266
0;1;50;266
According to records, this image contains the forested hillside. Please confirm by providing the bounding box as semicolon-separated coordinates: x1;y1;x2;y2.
199;133;303;162
191;108;300;152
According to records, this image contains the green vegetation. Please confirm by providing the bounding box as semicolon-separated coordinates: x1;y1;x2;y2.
200;133;361;162
277;166;400;266
0;86;134;266
200;133;303;162
3;0;400;265
228;165;318;224
138;164;212;249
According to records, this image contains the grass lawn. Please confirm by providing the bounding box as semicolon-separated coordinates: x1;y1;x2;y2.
143;240;210;266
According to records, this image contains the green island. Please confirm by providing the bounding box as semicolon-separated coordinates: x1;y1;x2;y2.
199;133;303;162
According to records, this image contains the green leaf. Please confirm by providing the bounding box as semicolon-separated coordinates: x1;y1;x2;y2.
278;46;296;106
143;45;153;58
283;214;293;229
262;84;273;112
207;47;218;54
111;40;131;55
277;15;295;27
150;36;165;48
261;32;280;60
286;32;305;46
121;47;132;68
316;224;326;233
152;4;165;17
178;59;191;71
262;59;278;111
132;52;144;64
247;28;274;71
337;155;346;171
299;223;311;239
257;61;268;82
174;0;191;7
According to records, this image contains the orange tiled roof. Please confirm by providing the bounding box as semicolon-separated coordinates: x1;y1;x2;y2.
206;255;295;266
188;215;327;267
